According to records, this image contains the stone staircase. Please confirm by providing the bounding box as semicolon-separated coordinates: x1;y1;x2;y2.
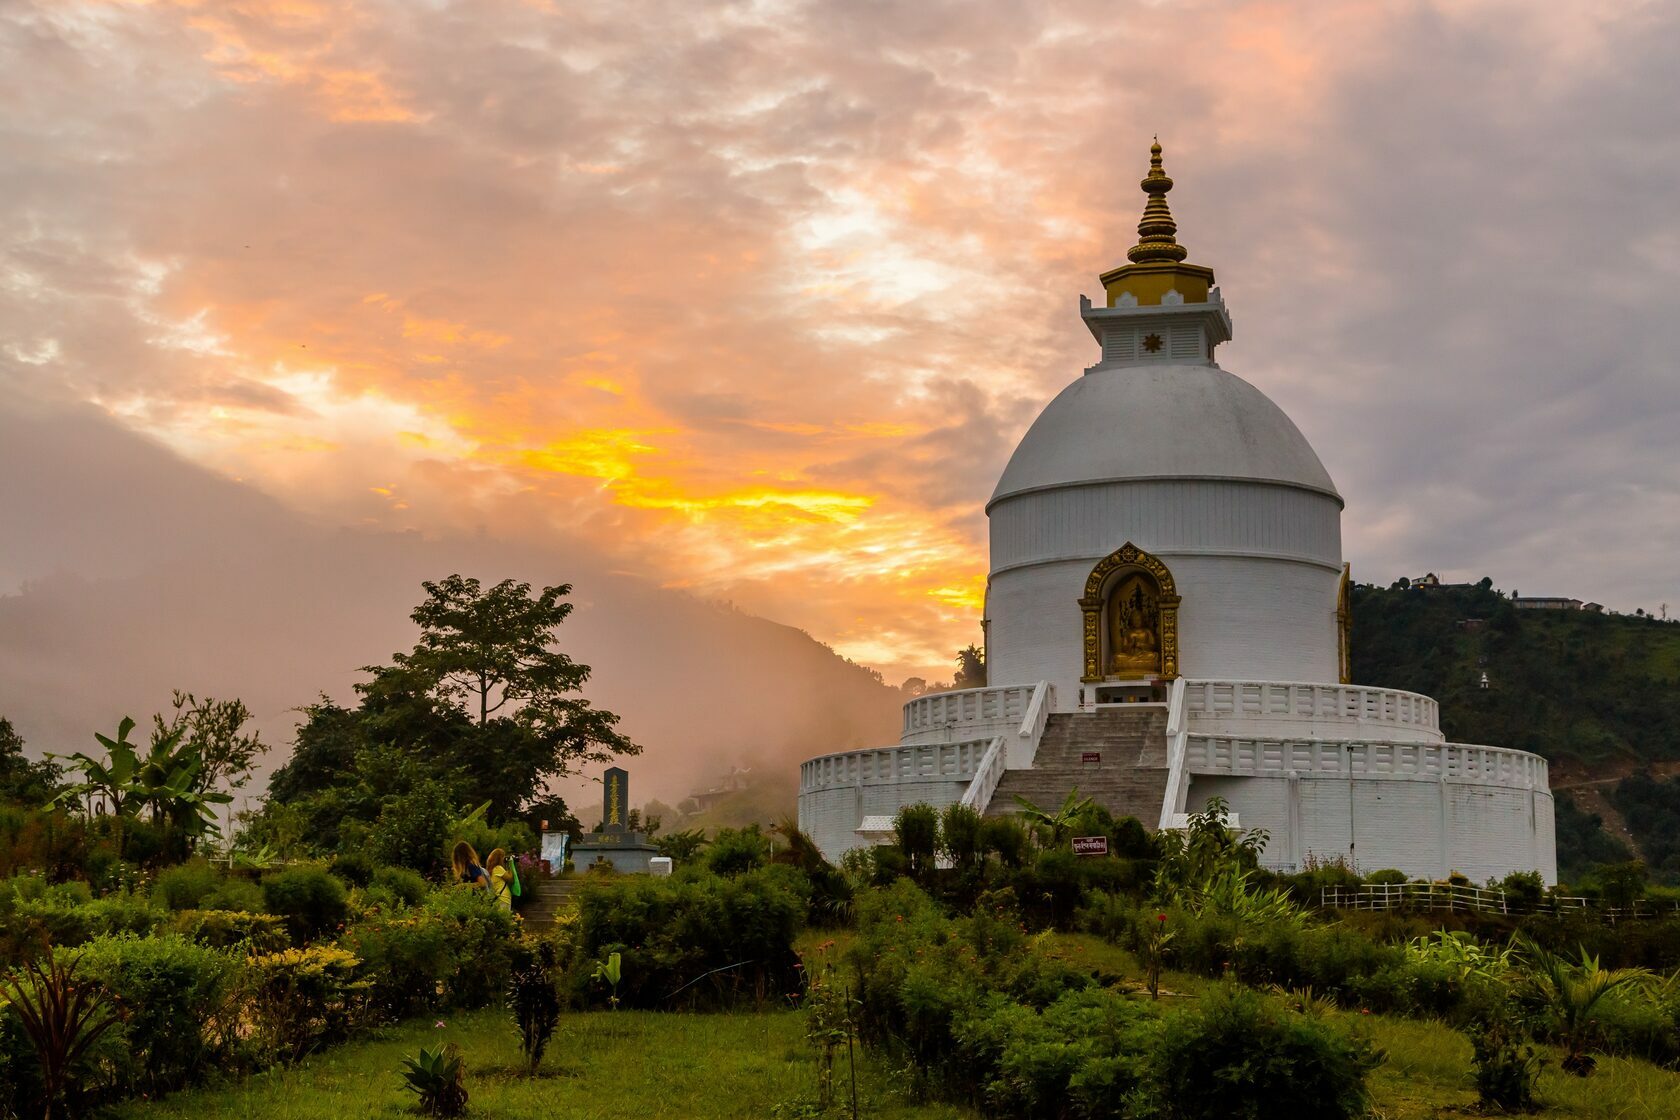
984;707;1170;826
518;878;581;926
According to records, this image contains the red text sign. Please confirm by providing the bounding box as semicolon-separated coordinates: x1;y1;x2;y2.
1072;835;1109;857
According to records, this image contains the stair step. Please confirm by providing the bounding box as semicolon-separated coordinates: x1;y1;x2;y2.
984;709;1170;825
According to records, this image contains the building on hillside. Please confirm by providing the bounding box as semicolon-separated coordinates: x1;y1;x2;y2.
797;143;1557;883
1514;597;1584;611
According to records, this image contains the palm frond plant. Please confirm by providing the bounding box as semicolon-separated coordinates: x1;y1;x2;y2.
1514;935;1650;1076
1012;789;1094;847
4;954;122;1120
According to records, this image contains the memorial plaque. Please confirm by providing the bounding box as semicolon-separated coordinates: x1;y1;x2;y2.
1081;751;1101;764
603;766;629;833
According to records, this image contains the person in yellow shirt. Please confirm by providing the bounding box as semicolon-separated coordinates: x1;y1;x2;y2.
485;847;514;912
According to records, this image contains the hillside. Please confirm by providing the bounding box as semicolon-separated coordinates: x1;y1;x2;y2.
1351;581;1680;880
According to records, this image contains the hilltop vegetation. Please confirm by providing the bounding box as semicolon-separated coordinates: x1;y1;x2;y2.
1351;580;1680;881
1351;581;1680;766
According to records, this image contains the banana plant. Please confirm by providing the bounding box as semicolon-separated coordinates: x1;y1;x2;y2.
48;716;143;818
131;724;232;839
1012;788;1094;846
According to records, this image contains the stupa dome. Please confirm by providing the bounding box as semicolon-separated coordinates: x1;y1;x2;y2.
990;362;1341;508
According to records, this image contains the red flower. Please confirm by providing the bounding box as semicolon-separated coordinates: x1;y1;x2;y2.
1156;914;1167;922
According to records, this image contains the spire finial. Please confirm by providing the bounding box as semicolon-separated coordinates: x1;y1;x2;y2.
1128;140;1188;265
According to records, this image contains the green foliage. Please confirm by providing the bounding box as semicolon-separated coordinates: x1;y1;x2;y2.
1466;992;1544;1112
591;950;623;1011
938;803;983;872
0;717;60;807
573;868;802;1009
2;952;121;1120
398;1041;469;1117
154;858;224;910
151;691;267;795
1012;789;1095;848
953;644;986;690
1554;792;1635;882
1137;984;1380;1120
166;909;289;952
1514;935;1651;1075
245;945;368;1061
71;933;239;1095
328;851;376;887
705;824;772;877
417;888;519;1009
892;803;939;878
508;938;562;1072
367;778;459;874
368;865;430;909
262;866;349;943
654;828;707;862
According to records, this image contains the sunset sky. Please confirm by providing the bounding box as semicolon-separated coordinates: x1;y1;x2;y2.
5;0;1680;692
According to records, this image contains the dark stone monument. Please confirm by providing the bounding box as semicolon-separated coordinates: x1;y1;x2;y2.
570;765;659;873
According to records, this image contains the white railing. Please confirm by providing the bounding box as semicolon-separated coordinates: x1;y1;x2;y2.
1184;735;1550;790
799;738;995;794
959;735;1009;812
1320;883;1680;920
1182;680;1440;739
902;684;1036;744
1158;677;1191;829
1012;680;1054;769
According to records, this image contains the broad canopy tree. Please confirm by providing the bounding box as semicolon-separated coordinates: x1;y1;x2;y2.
263;575;637;847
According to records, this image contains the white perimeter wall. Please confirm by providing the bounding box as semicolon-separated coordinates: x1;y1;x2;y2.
987;479;1342;707
1187;771;1557;884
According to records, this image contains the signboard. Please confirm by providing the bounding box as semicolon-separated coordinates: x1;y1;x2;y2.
1080;751;1101;764
1072;835;1109;857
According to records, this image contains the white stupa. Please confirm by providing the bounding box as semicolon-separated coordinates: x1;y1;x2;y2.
799;143;1556;883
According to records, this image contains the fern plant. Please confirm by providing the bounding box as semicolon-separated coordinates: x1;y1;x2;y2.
398;1042;469;1116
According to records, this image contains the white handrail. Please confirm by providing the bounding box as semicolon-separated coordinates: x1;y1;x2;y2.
1158;676;1191;829
959;735;1009;812
1014;680;1053;768
1184;735;1549;789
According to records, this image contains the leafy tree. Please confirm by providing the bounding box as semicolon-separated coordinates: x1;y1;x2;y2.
153;691;266;793
953;644;986;690
364;575;639;815
0;717;59;806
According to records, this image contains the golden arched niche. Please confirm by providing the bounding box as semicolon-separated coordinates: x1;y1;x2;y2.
1079;543;1180;682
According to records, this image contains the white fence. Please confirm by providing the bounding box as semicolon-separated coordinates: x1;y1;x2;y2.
1183;680;1439;738
1321;882;1680;921
1185;736;1549;790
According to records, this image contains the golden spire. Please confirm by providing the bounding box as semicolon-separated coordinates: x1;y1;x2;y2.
1099;139;1215;307
1127;139;1189;264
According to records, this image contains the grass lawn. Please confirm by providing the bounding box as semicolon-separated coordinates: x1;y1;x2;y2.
115;933;1680;1119
108;1008;974;1120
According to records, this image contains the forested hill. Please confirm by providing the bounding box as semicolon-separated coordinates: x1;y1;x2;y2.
1350;581;1680;770
1350;581;1680;882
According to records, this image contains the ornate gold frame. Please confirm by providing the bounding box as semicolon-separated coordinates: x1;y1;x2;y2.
1336;562;1352;684
1079;542;1180;682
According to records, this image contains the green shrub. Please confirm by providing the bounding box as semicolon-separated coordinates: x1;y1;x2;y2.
1137;984;1380;1120
245;945;368;1061
574;867;801;1009
980;816;1031;869
368;780;457;874
154;859;224;911
704;825;772;877
202;876;266;913
262;865;349;942
1465;992;1543;1112
341;910;452;1020
368;865;431;909
329;851;377;887
72;932;240;1095
893;803;940;878
398;1041;469;1117
168;909;290;953
940;803;984;871
1364;868;1408;885
0;998;42;1120
421;887;520;1009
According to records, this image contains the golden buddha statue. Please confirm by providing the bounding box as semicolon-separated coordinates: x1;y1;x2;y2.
1107;574;1162;675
